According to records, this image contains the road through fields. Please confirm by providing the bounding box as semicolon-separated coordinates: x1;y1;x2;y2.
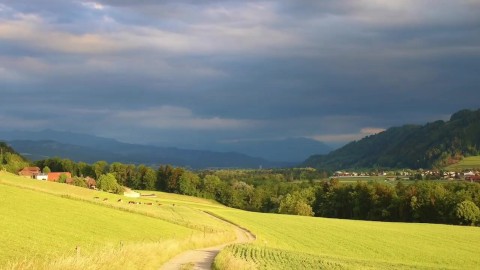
160;212;255;270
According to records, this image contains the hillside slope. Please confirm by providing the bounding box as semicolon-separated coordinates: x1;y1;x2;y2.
0;172;233;269
303;109;480;170
0;141;29;173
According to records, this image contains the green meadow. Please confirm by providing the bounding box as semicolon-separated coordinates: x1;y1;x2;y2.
445;156;480;171
0;172;234;269
0;184;192;262
212;209;480;269
2;171;480;269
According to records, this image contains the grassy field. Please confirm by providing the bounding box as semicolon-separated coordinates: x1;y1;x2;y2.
0;172;230;232
333;176;393;184
445;156;480;171
0;172;234;269
212;209;480;269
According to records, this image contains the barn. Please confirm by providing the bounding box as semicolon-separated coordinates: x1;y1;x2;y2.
18;167;41;178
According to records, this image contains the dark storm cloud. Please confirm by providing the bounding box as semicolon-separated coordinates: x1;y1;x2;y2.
1;0;480;147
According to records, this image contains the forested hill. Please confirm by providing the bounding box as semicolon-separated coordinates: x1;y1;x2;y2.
302;109;480;170
0;142;22;157
0;141;29;173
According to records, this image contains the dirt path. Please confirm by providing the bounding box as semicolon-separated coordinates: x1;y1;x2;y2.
160;213;256;270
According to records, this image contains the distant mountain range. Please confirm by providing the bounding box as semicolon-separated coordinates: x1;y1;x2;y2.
0;130;331;168
302;109;480;171
208;137;332;163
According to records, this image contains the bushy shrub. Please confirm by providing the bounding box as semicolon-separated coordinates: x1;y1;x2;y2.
97;173;119;192
455;200;480;226
72;177;88;188
113;184;125;195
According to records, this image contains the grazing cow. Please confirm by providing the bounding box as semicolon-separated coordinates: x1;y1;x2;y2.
158;203;162;206
128;201;135;204
117;199;123;203
145;202;153;205
103;198;108;201
93;197;99;199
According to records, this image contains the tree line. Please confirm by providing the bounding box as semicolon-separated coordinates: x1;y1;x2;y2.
21;157;480;226
313;179;480;225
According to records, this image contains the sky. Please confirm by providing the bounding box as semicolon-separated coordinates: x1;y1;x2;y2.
1;0;480;149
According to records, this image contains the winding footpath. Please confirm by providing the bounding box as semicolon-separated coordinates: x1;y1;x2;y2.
160;213;256;270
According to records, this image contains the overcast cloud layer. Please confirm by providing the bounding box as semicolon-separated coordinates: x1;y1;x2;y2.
1;0;479;148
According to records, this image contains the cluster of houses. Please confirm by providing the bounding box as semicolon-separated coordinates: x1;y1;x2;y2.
463;171;480;182
333;169;480;182
18;167;96;188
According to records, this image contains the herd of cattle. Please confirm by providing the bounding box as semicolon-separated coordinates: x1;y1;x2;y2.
93;196;162;206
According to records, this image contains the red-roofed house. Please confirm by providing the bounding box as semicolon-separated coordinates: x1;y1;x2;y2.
18;167;41;178
47;172;72;182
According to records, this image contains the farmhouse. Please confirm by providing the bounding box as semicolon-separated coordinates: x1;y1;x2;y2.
47;172;72;182
18;167;41;178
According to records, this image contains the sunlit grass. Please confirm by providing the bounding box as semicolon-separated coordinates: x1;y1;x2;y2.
0;172;235;269
0;172;230;232
0;183;190;264
445;156;480;171
212;209;480;269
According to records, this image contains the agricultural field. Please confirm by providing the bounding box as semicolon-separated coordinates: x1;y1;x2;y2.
333;176;392;184
0;171;230;232
212;209;480;269
445;156;480;171
138;190;226;211
330;176;420;186
0;172;234;269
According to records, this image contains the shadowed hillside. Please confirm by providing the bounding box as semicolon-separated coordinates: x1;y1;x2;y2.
303;109;480;170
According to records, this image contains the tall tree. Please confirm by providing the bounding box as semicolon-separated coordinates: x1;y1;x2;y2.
109;162;128;186
142;167;157;190
42;166;51;174
93;161;108;179
178;171;200;196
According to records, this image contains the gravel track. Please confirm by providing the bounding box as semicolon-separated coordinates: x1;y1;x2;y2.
160;212;255;270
